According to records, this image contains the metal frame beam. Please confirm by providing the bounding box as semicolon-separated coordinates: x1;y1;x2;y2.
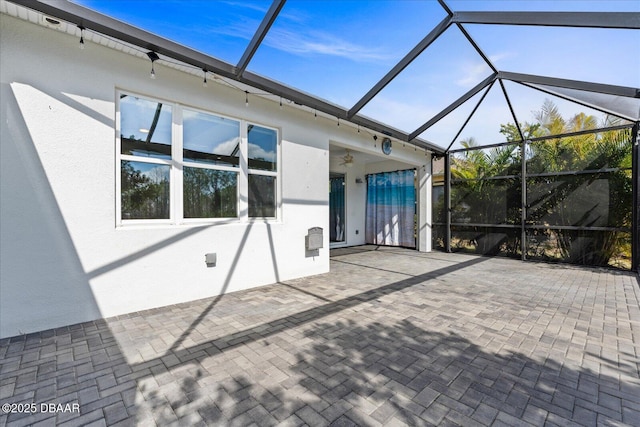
445;82;495;152
453;11;640;29
448;124;634;153
456;23;497;74
498;78;528;260
236;0;286;76
439;0;498;74
347;15;453;118
633;123;640;272
521;133;527;261
517;82;638;123
444;152;452;253
498;79;524;142
409;73;497;141
499;71;640;98
529;124;634;143
239;71;445;153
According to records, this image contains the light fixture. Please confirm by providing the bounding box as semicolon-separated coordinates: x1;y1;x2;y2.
340;149;354;168
337;117;340;127
147;51;159;79
202;69;208;87
42;15;61;27
245;91;249;107
78;25;85;49
314;109;317;120
279;97;282;109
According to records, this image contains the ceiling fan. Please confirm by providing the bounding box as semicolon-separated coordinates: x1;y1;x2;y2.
340;149;354;167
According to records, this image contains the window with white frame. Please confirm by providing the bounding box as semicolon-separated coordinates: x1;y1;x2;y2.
119;94;172;220
117;92;278;224
248;124;278;218
183;109;240;219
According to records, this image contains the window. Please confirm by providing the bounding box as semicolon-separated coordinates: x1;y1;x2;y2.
248;124;278;218
183;109;240;219
121;160;170;220
119;94;172;220
117;92;279;224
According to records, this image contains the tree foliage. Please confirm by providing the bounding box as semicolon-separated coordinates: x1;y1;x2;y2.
448;100;633;269
121;161;169;219
183;168;237;218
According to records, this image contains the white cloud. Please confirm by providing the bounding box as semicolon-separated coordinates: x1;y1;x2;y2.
263;27;394;63
456;61;491;88
198;6;394;63
488;52;512;64
186;136;240;155
212;137;241;155
248;143;276;162
455;52;513;88
361;96;437;134
220;1;268;14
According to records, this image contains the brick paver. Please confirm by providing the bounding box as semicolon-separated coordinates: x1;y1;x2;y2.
1;246;639;426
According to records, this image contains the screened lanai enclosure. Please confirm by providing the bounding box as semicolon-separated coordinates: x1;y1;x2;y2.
432;125;636;270
9;0;639;272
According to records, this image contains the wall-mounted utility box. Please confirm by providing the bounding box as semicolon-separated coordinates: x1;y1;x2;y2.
305;227;323;251
205;253;216;267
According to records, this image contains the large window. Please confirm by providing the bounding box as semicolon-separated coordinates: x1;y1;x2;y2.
117;92;279;224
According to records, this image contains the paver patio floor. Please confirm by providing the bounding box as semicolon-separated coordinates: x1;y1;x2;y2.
1;246;639;426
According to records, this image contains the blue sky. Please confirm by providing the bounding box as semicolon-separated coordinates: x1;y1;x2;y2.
78;0;639;148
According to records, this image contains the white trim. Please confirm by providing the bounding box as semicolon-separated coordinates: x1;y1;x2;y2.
330;242;349;249
182;162;240;173
248;170;278;177
172;106;183;222
239;124;249;221
246;121;280;220
119;154;172;165
115;89;122;226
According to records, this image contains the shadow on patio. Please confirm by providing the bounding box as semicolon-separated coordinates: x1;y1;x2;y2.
133;317;640;426
1;250;639;426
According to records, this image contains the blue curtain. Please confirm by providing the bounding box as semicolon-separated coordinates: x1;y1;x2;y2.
330;176;345;242
366;169;415;248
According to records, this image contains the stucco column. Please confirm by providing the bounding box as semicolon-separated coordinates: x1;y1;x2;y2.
416;157;432;252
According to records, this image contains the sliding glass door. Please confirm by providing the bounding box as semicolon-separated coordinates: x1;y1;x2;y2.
365;169;416;248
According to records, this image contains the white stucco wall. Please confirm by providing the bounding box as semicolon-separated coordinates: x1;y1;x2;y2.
0;14;432;338
328;159;366;247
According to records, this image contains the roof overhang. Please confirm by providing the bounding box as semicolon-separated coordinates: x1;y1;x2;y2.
7;0;445;153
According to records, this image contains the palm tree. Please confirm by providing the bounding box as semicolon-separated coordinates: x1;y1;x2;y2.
450;138;521;255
